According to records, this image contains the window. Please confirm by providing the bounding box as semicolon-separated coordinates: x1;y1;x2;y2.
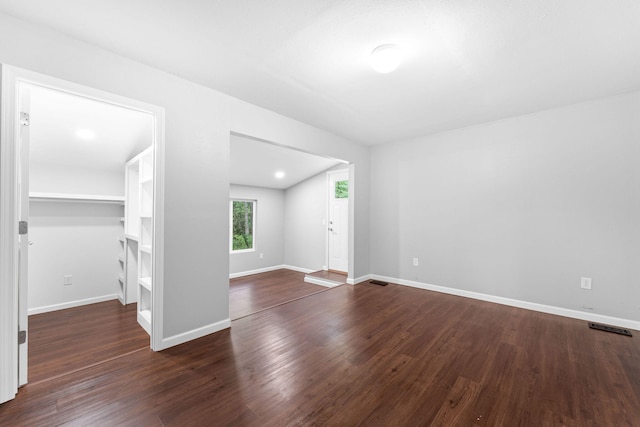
230;200;256;252
335;180;348;198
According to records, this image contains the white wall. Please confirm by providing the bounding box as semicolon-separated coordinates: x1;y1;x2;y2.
229;185;284;274
0;12;369;343
28;201;122;313
370;91;640;322
283;171;327;272
30;164;123;196
284;165;349;272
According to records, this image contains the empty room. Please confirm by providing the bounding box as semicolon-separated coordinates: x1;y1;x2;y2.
1;1;639;426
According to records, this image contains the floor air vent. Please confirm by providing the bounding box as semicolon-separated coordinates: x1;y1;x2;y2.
588;322;632;337
370;280;389;286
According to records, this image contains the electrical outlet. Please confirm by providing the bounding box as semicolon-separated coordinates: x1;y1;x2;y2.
580;277;592;290
259;253;264;259
412;258;419;267
63;275;72;286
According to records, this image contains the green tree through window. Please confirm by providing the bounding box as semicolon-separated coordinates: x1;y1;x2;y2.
335;180;348;198
231;200;255;251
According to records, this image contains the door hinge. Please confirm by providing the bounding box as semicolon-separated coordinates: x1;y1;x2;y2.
18;330;26;345
19;221;28;235
20;112;30;126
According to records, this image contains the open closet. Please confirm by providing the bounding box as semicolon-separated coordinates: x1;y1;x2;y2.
25;82;155;336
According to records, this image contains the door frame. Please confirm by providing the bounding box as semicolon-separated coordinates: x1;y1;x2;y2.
0;65;166;403
325;168;350;274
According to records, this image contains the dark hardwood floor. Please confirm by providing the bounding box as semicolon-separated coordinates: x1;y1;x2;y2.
230;269;327;319
28;299;149;384
3;277;640;426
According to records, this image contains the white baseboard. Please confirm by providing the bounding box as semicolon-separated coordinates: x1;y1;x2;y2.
347;274;371;285
230;264;316;278
304;276;341;288
230;264;287;279
159;318;231;350
370;274;640;331
28;294;118;315
281;264;316;274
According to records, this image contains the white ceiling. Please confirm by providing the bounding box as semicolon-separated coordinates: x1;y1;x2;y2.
2;1;639;145
230;134;343;190
28;84;153;173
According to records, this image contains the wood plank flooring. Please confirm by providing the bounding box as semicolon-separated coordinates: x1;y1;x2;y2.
3;278;640;425
230;269;327;319
27;299;149;384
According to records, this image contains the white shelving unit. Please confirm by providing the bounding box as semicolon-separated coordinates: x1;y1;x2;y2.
117;232;126;304
124;147;154;335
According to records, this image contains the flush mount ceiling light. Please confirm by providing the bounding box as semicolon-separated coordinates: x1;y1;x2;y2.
370;44;403;74
75;128;95;140
275;171;285;179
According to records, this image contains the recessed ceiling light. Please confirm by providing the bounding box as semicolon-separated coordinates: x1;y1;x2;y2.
76;129;95;140
275;171;285;179
371;44;403;74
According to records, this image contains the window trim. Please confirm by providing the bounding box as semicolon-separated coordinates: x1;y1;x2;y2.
229;199;256;253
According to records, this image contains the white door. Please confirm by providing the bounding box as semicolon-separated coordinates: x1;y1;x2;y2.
327;170;349;273
17;83;30;386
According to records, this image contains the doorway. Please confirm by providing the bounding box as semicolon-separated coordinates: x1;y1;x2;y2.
0;65;165;403
22;82;154;384
228;133;351;317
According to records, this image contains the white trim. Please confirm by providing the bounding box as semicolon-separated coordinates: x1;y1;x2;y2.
281;264;316;274
229;265;317;278
229;264;287;279
324;172;330;272
347;274;372;285
157;318;230;350
0;64;19;404
303;276;342;288
150;107;165;352
370;274;640;331
27;294;118;316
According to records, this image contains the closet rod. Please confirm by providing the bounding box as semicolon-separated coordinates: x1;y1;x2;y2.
29;192;125;204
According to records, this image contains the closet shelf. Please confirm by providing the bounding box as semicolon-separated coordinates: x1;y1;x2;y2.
30;192;125;204
139;277;152;291
139;309;151;323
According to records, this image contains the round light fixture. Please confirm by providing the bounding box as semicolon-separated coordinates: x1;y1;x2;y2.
76;129;96;140
370;44;403;74
275;171;285;179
